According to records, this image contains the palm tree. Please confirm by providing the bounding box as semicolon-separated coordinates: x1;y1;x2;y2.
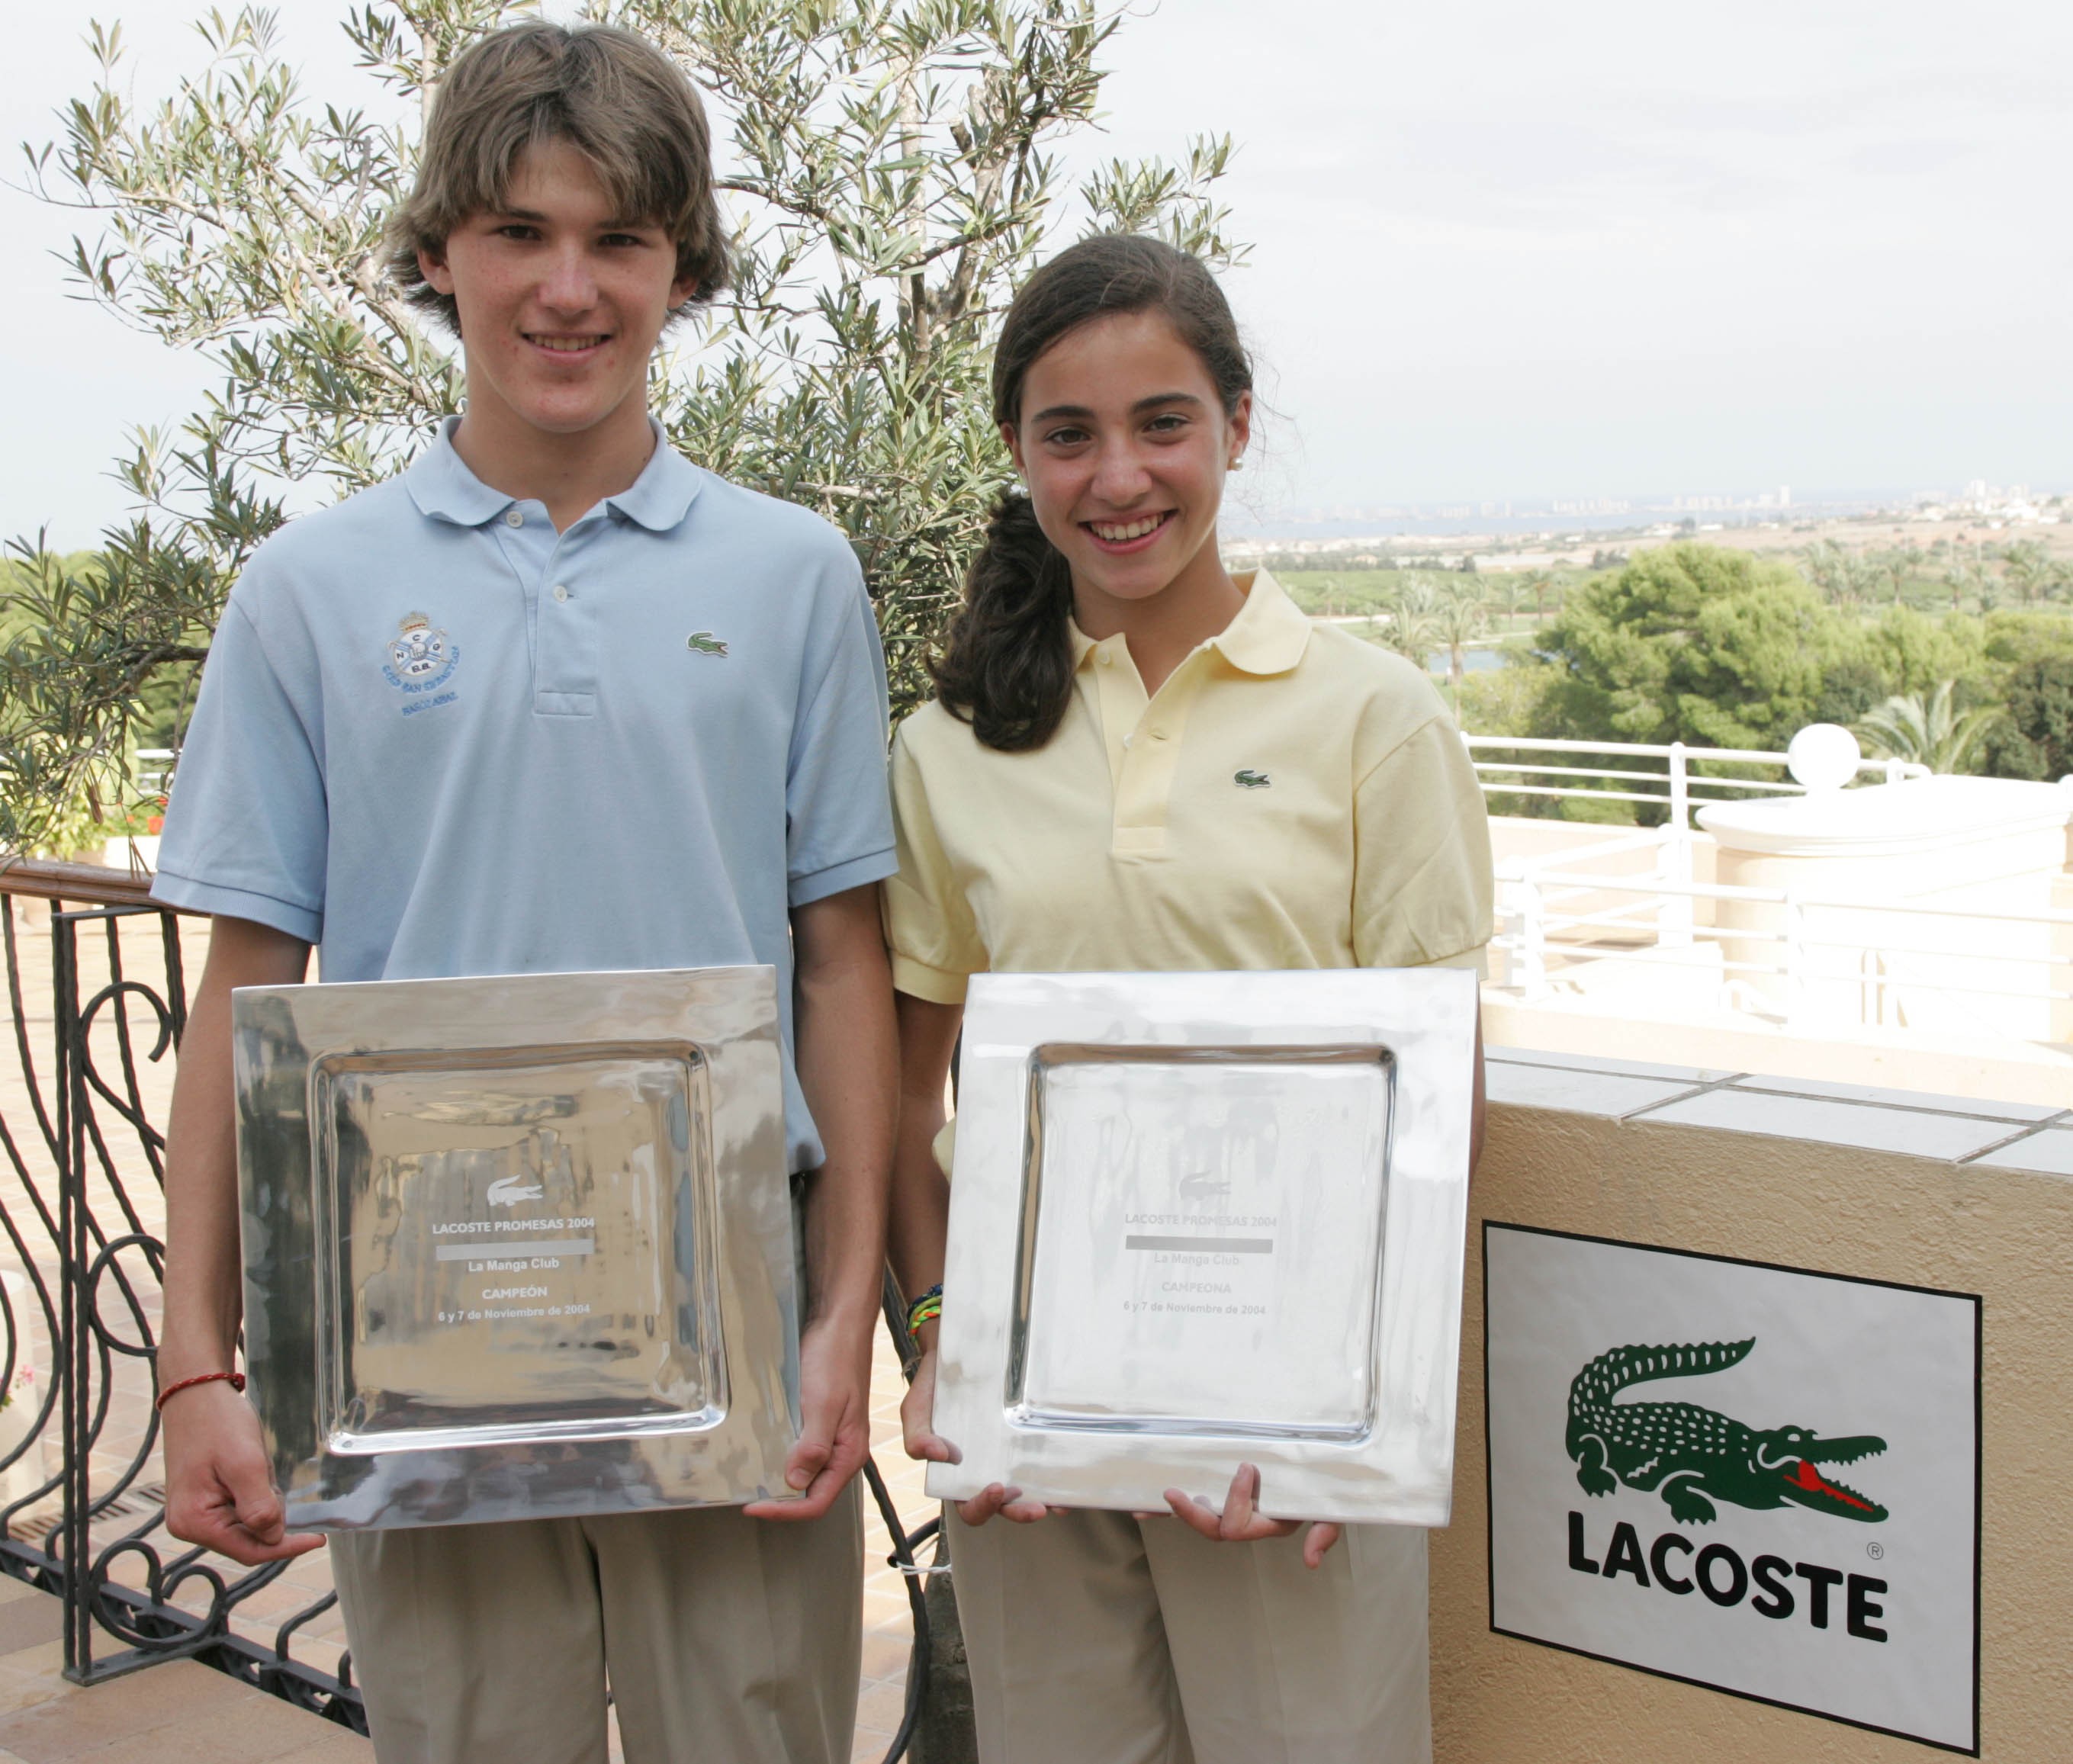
1429;580;1492;700
1941;555;1991;612
1376;575;1444;668
1488;575;1533;632
1519;568;1558;622
1998;539;2064;606
1800;539;1876;610
1872;548;1915;604
1854;680;2004;776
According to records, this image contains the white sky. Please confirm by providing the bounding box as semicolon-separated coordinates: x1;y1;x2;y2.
4;0;2070;545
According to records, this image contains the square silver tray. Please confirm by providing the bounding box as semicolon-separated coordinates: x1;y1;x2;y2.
233;966;799;1531
927;969;1477;1525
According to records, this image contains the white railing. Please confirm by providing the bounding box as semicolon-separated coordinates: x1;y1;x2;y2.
1463;734;1926;827
1492;824;2073;1039
1459;731;2073;1039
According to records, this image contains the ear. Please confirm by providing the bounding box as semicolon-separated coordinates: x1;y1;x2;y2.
669;271;701;309
1000;420;1027;477
419;243;456;297
1226;389;1254;468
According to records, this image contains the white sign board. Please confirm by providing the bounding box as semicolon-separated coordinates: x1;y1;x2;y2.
1485;1223;1979;1756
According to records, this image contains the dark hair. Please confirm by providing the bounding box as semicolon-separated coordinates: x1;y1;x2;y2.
384;22;729;336
930;234;1252;751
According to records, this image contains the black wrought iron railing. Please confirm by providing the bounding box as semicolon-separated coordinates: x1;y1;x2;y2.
0;859;951;1759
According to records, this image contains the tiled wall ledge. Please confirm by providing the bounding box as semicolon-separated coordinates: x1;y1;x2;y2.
1486;1044;2073;1176
1440;1047;2073;1762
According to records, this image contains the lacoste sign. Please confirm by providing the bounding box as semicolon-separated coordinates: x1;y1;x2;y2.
1485;1224;1979;1755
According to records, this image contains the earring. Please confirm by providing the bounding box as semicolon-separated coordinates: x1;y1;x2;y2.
1229;457;1245;472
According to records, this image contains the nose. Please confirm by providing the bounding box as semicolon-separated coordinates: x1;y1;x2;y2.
1088;436;1153;506
536;239;599;315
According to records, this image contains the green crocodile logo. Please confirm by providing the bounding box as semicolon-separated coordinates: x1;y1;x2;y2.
686;631;729;657
1233;769;1271;789
1567;1339;1888;1526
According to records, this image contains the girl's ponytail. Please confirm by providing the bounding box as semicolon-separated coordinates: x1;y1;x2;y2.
930;492;1075;753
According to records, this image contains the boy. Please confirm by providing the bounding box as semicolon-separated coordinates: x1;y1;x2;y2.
150;24;896;1764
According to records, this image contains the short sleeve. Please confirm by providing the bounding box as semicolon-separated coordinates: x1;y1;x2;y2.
785;564;897;906
151;593;327;943
881;722;986;1004
1351;715;1495;969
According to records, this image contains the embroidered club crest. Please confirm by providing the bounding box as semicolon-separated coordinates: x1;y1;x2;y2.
382;612;461;702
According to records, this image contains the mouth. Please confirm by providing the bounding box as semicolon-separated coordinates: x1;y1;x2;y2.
524;332;612;361
1780;1456;1887;1520
1082;510;1176;554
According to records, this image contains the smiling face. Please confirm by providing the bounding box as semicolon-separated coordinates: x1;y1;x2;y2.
421;136;699;449
1005;309;1251;617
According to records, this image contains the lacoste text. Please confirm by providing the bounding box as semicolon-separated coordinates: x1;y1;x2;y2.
1567;1512;1888;1641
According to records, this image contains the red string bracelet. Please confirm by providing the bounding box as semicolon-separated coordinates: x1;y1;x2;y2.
154;1370;246;1412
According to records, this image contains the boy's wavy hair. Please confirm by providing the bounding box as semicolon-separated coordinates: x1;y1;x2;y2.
384;22;730;335
931;234;1252;751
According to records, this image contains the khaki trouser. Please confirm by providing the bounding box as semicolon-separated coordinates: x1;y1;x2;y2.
949;1508;1432;1764
330;1489;863;1764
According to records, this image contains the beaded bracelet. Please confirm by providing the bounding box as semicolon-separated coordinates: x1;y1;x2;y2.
905;1284;943;1341
155;1370;245;1412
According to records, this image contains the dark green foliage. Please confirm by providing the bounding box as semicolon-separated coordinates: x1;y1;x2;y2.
1533;543;1846;750
1982;654;2073;782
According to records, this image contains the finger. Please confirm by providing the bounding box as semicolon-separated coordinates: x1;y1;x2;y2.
998;1496;1053;1523
783;1425;835;1493
225;1525;327;1565
214;1446;293;1547
955;1483;1019;1526
749;1415;869;1521
1303;1522;1344;1569
899;1387;962;1464
902;1428;961;1464
174;1490;325;1565
1220;1463;1260;1538
1163;1488;1225;1541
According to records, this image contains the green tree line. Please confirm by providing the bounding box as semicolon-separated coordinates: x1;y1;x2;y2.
1445;545;2073;818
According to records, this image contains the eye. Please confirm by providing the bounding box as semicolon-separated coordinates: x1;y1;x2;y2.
599;232;648;249
495;222;542;242
1042;425;1091;448
1146;413;1190;435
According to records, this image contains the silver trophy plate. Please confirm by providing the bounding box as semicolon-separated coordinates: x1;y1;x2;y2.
927;969;1477;1525
233;967;799;1530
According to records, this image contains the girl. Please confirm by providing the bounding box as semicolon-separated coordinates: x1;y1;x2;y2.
883;233;1492;1764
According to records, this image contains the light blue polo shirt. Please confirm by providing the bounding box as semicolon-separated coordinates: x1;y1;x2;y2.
153;418;896;1173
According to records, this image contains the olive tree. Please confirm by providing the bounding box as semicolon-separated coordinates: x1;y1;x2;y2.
2;0;1241;856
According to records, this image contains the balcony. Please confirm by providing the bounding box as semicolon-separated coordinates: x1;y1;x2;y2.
1470;731;2073;1105
2;725;2065;1760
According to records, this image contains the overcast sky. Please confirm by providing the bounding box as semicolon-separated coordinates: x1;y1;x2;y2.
5;0;2070;545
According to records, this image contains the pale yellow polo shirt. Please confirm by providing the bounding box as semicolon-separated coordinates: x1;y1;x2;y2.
883;570;1493;1001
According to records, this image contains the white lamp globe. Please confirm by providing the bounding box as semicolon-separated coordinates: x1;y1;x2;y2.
1786;723;1862;793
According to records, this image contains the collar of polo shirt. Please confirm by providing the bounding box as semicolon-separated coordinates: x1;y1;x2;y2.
403;416;704;533
1067;569;1312;677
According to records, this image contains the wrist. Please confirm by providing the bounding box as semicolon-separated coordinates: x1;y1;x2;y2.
156;1368;246;1412
902;1282;943;1345
800;1298;879;1341
156;1329;241;1392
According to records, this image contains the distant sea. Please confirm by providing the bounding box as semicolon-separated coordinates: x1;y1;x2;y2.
1223;496;1902;543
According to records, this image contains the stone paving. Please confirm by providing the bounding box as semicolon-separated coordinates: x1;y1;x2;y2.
0;895;933;1764
0;1574;370;1762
